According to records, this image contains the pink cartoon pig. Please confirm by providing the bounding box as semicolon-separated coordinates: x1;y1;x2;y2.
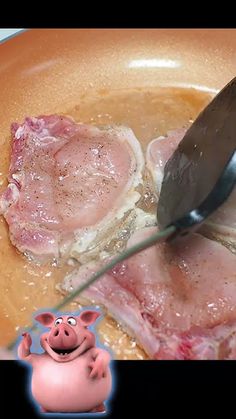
18;310;112;413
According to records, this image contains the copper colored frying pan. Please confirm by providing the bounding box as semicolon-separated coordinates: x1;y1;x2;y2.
1;29;236;358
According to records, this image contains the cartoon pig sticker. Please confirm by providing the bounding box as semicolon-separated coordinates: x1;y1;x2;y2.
18;310;112;413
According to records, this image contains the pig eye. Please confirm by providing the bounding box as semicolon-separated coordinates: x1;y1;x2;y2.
67;317;77;326
54;317;63;326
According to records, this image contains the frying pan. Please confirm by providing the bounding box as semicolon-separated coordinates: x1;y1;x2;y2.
1;29;236;356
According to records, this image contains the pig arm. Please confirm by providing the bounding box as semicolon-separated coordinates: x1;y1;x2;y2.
17;333;36;363
89;348;111;379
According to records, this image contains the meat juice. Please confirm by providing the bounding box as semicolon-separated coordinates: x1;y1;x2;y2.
0;86;212;359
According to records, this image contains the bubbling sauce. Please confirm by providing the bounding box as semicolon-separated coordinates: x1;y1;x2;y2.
0;87;212;358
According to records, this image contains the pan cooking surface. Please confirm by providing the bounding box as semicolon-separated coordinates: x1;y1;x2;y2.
1;29;236;358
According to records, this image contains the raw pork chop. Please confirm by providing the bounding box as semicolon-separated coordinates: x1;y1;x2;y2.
0;115;144;262
146;128;236;250
0;348;15;360
62;227;236;359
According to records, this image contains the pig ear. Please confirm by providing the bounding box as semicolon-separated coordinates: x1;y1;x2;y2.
35;312;55;327
79;310;100;327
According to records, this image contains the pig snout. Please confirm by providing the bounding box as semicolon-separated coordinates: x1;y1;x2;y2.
48;324;77;349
